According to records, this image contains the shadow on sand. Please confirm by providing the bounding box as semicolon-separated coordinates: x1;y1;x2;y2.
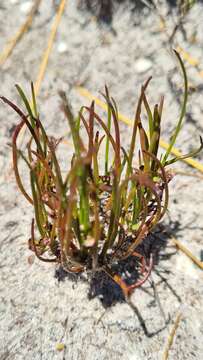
55;219;183;337
77;0;187;25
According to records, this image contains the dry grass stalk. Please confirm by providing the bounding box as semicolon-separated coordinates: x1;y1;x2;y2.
0;0;42;66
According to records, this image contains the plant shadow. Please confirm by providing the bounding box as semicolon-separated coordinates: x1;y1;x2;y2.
89;220;182;336
55;219;182;336
88;219;180;305
78;0;185;25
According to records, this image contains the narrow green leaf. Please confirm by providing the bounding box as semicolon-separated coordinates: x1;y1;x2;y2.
162;50;188;164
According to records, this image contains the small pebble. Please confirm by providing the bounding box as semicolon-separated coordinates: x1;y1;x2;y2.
57;42;68;54
56;343;65;351
20;1;32;14
84;235;95;248
27;255;35;265
134;58;152;74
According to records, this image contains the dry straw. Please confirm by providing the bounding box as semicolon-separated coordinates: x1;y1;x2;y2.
162;312;182;360
176;45;203;78
34;0;67;96
0;0;42;66
171;237;203;270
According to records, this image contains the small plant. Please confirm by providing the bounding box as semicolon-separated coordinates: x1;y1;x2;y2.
1;51;202;297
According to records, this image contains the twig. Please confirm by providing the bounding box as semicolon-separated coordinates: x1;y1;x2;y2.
171;236;203;270
162;312;182;360
34;0;67;96
0;0;42;66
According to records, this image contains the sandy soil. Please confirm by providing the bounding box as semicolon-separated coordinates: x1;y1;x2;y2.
0;1;203;359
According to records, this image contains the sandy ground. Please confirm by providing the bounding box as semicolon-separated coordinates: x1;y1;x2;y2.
0;1;203;359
